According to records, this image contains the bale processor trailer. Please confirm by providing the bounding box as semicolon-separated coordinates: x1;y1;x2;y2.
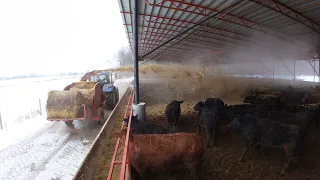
46;70;119;126
82;70;120;110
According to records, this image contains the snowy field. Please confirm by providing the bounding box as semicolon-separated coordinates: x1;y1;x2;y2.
0;76;132;180
0;75;81;87
0;76;82;131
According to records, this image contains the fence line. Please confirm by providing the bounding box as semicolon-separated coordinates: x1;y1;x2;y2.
0;98;44;130
37;99;42;116
0;110;3;130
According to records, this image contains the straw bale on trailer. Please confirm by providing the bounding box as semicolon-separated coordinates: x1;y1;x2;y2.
70;87;95;108
70;82;97;107
73;81;97;89
46;90;85;119
47;81;97;119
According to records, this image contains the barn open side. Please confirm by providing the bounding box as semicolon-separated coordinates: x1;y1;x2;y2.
102;0;320;179
137;76;320;180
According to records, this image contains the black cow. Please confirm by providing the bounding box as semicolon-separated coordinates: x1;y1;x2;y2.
204;98;225;110
286;103;320;129
123;115;181;134
165;100;183;127
226;114;302;174
194;101;205;112
243;94;280;110
197;98;228;120
224;104;272;124
194;101;221;147
257;110;310;146
280;91;308;106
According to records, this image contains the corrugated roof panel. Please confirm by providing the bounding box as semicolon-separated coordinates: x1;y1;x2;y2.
230;1;260;16
119;0;320;62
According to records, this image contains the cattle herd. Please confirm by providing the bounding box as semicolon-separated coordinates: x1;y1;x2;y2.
114;85;320;180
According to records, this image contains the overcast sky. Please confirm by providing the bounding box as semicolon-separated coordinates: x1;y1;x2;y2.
0;0;128;76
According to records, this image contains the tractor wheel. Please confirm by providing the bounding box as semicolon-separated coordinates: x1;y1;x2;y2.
111;88;116;108
115;87;120;103
65;120;73;126
99;109;106;125
105;92;115;110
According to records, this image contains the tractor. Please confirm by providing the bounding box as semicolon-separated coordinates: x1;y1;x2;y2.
81;70;120;110
46;70;120;126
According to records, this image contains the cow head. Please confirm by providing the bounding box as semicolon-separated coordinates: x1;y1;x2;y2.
225;115;241;135
229;115;241;129
123;115;139;127
194;101;205;111
243;96;257;104
173;100;184;104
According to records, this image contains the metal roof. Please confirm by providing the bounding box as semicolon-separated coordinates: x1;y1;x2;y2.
117;0;320;63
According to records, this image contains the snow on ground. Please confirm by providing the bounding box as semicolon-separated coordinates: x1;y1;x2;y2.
0;75;82;87
0;76;132;180
0;121;96;180
114;76;133;86
0;116;51;151
0;76;80;131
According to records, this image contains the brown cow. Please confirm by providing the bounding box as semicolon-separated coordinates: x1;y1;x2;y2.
113;128;204;180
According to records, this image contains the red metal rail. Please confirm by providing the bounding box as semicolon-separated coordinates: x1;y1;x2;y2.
248;0;320;34
142;0;293;40
121;11;249;54
107;89;134;180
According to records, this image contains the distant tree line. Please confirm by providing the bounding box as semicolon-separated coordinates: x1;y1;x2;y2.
115;47;133;67
0;72;85;80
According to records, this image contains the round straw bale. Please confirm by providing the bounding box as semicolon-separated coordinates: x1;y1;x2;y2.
73;81;97;89
46;90;85;119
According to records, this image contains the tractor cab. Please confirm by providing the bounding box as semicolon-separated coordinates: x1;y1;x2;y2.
81;70;119;109
88;72;116;87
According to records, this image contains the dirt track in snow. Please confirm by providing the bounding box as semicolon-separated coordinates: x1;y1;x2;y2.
0;121;102;180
